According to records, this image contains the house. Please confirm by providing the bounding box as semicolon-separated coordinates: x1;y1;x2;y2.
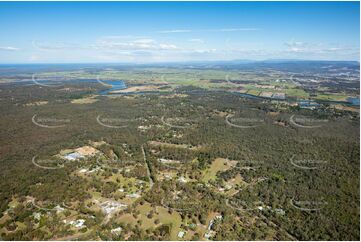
178;231;186;238
100;201;127;215
274;208;285;215
126;193;141;198
111;227;123;235
204;231;216;240
298;100;320;110
63;146;100;161
32;212;41;221
54;205;65;214
272;93;286;100
224;184;233;190
64;152;84;161
178;176;187;183
64;219;86;228
207;215;223;231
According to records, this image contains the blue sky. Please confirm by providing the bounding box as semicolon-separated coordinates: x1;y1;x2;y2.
0;1;359;63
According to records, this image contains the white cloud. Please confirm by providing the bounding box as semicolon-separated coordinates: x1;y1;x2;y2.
217;28;259;32
188;39;204;44
158;28;259;34
32;38;178;52
25;36;359;63
285;40;310;52
100;35;149;40
284;40;358;55
32;41;82;51
157;29;192;33
133;39;156;44
159;44;178;50
94;37;178;51
193;48;217;53
29;55;40;61
0;46;19;51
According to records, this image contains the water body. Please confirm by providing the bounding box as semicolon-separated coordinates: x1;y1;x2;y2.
97;80;127;95
347;97;360;106
7;79;360;107
237;93;264;100
298;100;320;108
8;79;128;95
236;92;286;101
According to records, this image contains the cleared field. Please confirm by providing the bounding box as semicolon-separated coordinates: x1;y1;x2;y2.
202;158;237;182
246;89;261;96
116;202;182;240
284;88;309;98
24;101;48;106
316;93;350;101
110;85;170;94
71;95;98;104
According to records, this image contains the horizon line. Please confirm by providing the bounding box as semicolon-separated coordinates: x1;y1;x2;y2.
0;59;359;65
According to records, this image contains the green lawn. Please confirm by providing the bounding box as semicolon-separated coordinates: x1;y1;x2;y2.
316;93;349;102
116;202;182;240
202;158;234;182
284;88;309;98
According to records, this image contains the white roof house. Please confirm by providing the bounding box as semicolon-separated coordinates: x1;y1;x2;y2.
111;226;123;235
64;152;84;161
178;231;186;238
63;219;86;228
